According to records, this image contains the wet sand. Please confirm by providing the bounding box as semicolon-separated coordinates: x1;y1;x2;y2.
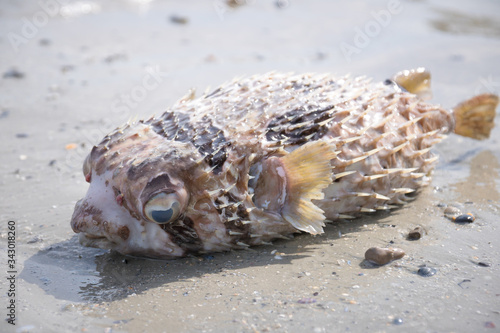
1;1;500;332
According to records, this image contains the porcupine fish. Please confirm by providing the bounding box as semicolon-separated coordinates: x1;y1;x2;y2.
70;69;498;259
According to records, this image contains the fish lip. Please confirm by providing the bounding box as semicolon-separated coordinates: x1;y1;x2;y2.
70;199;85;233
83;233;106;240
79;233;116;249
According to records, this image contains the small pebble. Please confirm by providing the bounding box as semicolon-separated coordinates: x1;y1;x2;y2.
364;247;405;265
104;53;127;63
27;236;42;244
484;321;496;329
0;110;10;119
417;267;437;277
297;298;316;304
61;65;75;73
39;38;51;46
392;317;404;325
444;206;461;219
65;143;78;150
3;68;25;79
408;226;425;240
477;262;491;267
453;213;475;223
170;15;188;24
205;54;217;63
227;0;246;7
275;0;289;8
16;133;29;138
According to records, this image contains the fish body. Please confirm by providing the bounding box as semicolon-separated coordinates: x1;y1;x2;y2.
70;70;498;258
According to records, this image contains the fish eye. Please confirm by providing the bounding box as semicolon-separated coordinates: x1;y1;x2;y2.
144;192;181;224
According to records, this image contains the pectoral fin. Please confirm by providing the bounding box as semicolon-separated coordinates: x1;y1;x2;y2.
280;141;336;234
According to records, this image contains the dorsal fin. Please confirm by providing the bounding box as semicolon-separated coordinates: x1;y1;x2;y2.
392;68;432;100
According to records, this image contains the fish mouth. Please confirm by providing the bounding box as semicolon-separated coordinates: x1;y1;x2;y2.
79;233;116;250
83;233;105;239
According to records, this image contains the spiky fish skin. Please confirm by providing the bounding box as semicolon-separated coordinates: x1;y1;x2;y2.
71;72;455;259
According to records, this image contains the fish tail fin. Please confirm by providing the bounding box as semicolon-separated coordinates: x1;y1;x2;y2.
280;141;336;235
392;67;432;100
453;93;498;140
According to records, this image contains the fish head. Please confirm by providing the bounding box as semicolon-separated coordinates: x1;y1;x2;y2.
70;123;209;258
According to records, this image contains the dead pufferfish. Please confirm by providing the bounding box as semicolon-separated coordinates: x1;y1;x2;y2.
70;69;498;259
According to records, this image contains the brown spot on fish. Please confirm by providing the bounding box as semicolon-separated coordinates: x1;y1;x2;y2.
84;202;102;217
118;226;130;240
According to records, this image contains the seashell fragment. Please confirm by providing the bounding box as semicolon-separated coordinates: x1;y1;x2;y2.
408;226;425;240
417;266;437;277
444;206;461;219
364;247;405;265
453;213;475;223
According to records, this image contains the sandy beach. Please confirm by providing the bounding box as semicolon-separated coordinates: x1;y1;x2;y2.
1;1;499;332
